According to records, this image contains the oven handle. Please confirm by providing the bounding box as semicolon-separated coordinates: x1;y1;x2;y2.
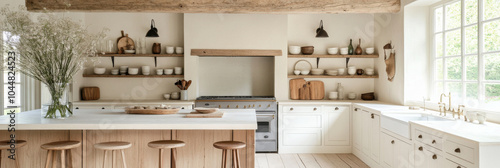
257;114;275;120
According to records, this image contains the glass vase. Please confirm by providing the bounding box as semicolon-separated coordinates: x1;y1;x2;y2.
42;83;73;119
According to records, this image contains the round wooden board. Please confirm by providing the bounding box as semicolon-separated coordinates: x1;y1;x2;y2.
117;37;135;53
125;108;179;115
194;108;219;113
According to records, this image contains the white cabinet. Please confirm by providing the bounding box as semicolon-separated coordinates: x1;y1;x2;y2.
324;106;350;146
279;103;351;153
414;142;444;168
380;132;412;168
353;107;380;163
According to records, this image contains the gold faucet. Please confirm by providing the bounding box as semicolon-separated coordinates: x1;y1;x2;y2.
455;105;465;119
439;92;451;116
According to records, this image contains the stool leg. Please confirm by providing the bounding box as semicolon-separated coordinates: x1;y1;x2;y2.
15;150;20;168
159;149;164;168
52;151;57;168
103;150;108;168
232;150;237;168
0;150;2;168
171;148;177;168
235;150;240;168
44;150;53;168
121;150;127;168
67;149;73;168
221;149;227;168
61;150;66;168
112;150;116;168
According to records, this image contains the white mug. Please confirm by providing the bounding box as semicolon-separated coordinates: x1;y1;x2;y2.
176;47;184;54
166;46;174;54
174;67;182;75
156;69;164;75
141;66;150;75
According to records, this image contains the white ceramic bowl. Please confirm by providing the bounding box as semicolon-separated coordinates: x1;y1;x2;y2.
128;68;139;75
366;71;374;75
326;70;338;76
337;68;345;75
288;46;301;55
327;48;339;55
156;69;164;75
111;69;119;75
311;69;324;75
340;47;349;55
94;67;106;75
124;50;135;54
347;93;356;100
366;47;375;54
329;92;338;100
301;70;310;75
163;93;171;100
293;70;301;75
164;69;174;75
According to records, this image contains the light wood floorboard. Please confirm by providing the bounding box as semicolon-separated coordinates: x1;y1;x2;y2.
256;153;369;168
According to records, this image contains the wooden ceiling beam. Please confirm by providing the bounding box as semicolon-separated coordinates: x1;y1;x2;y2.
26;0;401;13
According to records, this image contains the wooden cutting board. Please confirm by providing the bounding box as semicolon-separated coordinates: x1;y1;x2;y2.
289;78;306;100
299;83;311;100
309;81;325;100
186;111;224;118
117;30;135;54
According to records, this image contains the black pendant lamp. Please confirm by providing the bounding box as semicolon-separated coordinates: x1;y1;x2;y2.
315;20;329;38
146;19;159;37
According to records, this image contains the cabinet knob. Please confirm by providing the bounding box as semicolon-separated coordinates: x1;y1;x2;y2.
268;104;271;107
236;105;239;108
264;135;269;138
101;107;105;109
76;107;79;109
259;105;261;107
335;107;339;110
418;135;422;139
219;105;221;108
313;107;317;111
355;108;359;111
371;113;374;119
432;140;436;144
455;148;461;153
432;154;437;160
391;140;394;144
418;146;423;151
244;106;247;109
290;108;294;111
457;166;461;168
227;105;230;108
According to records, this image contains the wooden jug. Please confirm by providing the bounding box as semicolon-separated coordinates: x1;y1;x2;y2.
355;38;363;55
152;43;161;54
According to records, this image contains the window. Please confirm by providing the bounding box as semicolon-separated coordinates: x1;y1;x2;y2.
432;0;500;109
2;31;21;115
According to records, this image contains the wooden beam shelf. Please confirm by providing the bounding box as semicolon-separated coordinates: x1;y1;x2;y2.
97;53;183;57
191;49;282;57
288;54;378;58
288;75;379;78
83;74;184;78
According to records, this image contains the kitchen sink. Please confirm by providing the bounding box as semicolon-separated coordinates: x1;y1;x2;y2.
381;113;451;139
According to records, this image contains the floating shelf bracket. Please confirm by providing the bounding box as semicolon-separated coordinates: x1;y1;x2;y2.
154;56;158;67
111;56;115;67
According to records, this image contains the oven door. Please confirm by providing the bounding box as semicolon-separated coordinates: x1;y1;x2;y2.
256;113;277;152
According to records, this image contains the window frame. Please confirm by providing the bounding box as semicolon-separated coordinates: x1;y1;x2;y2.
430;0;500;109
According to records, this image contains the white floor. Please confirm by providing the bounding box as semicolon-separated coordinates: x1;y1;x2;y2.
255;153;369;168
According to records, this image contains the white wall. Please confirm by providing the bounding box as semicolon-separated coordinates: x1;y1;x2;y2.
288;14;376;99
184;13;288;100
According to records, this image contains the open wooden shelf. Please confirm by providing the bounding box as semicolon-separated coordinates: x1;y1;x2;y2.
97;53;183;57
288;75;379;78
288;54;378;58
83;74;184;78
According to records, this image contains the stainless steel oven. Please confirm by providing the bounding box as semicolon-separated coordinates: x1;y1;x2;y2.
195;96;278;153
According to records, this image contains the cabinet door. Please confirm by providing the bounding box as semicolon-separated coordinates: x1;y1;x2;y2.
395;140;412;168
380;132;394;168
361;110;371;155
353;108;362;149
324;106;350;146
283;114;322;128
426;150;443;168
370;113;380;163
283;129;322;146
414;145;443;168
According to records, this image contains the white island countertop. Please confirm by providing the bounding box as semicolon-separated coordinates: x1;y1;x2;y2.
0;109;257;130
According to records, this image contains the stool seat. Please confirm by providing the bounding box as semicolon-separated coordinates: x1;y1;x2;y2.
0;140;27;150
94;141;132;150
148;140;185;149
41;141;81;150
213;141;246;150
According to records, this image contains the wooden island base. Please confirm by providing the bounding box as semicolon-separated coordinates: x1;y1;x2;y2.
0;130;255;168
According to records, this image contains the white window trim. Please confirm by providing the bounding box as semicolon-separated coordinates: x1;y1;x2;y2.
429;0;500;112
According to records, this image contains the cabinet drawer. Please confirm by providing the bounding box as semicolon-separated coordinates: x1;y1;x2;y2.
445;159;467;168
444;140;474;164
415;129;443;150
283;114;322;128
283;106;321;113
283;129;322;146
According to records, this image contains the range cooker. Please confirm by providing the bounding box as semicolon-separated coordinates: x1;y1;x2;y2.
195;96;277;153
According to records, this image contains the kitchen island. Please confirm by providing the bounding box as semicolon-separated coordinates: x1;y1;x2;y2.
0;109;256;168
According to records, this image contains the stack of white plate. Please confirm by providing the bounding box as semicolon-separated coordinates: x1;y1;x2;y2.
326;69;338;76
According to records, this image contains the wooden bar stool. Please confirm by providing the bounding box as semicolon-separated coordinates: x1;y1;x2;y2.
147;140;185;168
41;141;81;168
213;141;246;168
0;140;27;168
94;141;132;168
